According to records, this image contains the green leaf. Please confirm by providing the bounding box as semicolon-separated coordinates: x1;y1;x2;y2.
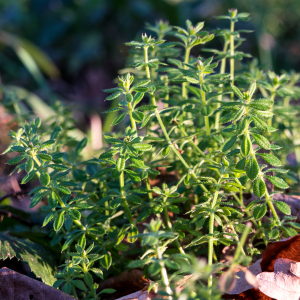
7;155;26;165
49;164;69;171
253;203;267;219
53;211;64;231
106;91;122;100
131;143;152;151
56;186;71;194
252;116;269;131
100;251;112;270
268;229;280;240
68;209;81;220
257;153;281;167
249;99;273;111
236;118;247;135
125;93;133;103
127;259;149;269
241;135;251;157
0;233;56;285
21;170;37;184
132;111;145;122
30;191;49;208
11;146;26;152
99;288;116;295
246;156;259;180
72;280;87;291
39;140;55;150
116;157;125;171
132;92;144;107
231;85;243;99
251;133;271;150
25;158;34;173
232;107;245;122
43;211;57;227
265;176;289;189
202;83;211;93
90;268;104;279
274;201;291;215
201;105;213;116
83;272;93;288
222;136;237;152
127;195;143;204
253;177;266;198
37;153;52;161
128;225;139;243
283;226;298;237
112;113;127;125
40;171;50;186
249;82;256;99
162;146;171;157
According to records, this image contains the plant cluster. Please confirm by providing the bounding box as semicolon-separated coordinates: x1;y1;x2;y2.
3;9;300;300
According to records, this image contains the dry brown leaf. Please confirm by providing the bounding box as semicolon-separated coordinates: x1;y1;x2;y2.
224;259;262;295
257;258;300;299
115;290;157;300
0;267;75;300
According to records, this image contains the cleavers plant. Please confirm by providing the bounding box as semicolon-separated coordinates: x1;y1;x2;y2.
3;8;300;300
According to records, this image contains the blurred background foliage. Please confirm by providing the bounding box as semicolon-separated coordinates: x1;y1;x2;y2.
0;0;299;118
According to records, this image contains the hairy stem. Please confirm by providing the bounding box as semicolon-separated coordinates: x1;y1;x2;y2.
230;20;235;100
119;170;134;224
199;73;210;136
215;41;229;129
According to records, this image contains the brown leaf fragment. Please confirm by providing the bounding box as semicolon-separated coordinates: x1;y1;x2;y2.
260;234;300;272
225;259;262;295
115;290;157;300
0;267;75;300
257;258;300;300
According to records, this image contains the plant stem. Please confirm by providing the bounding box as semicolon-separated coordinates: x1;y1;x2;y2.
155;244;172;300
182;47;191;100
119;170;134;224
163;202;185;254
128;102;136;130
215;41;229;129
208;180;221;287
144;46;208;193
233;223;252;261
267;92;275;136
223;215;246;256
199;73;210;136
230;20;235;100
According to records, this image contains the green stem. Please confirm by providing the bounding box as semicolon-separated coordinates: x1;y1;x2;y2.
155;244;172;300
163;204;185;254
128;102;137;130
223;215;246;256
182;47;191;100
119;171;134;224
215;41;229;129
144;46;208;193
233;223;252;261
230;20;235;100
208;182;221;287
199;73;210;136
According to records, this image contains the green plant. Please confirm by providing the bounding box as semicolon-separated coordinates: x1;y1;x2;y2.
2;8;300;300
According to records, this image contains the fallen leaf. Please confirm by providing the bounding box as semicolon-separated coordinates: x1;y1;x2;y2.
0;267;74;299
224;259;261;295
257;258;300;299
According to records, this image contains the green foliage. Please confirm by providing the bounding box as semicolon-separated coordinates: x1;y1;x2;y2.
2;8;300;300
0;233;57;285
